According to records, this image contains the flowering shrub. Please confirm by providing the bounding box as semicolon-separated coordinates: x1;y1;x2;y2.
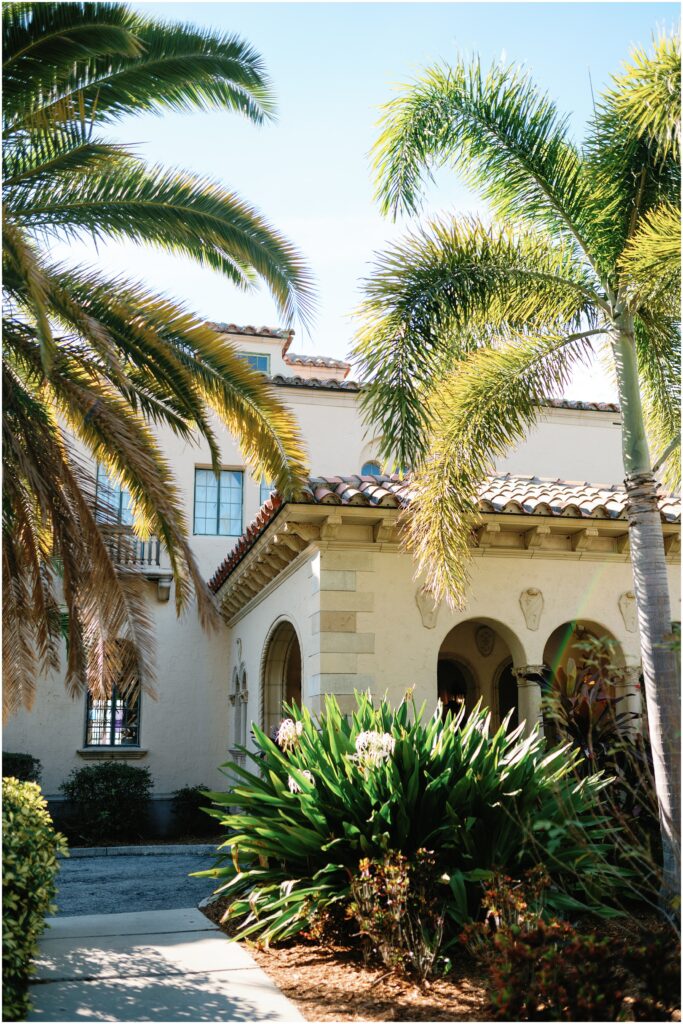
200;691;621;946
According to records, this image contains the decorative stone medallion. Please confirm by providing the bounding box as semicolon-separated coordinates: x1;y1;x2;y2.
519;588;544;631
475;625;495;657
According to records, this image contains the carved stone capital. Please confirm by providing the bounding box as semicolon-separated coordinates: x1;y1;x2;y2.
513;665;546;687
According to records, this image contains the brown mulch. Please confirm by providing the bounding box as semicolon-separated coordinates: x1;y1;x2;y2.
201;898;490;1022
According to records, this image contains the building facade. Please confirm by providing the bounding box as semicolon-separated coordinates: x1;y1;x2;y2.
5;326;681;827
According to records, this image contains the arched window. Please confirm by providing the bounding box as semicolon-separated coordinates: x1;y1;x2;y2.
85;641;141;747
361;461;381;477
230;667;248;763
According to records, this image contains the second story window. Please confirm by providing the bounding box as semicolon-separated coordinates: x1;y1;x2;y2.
96;464;133;525
259;477;274;505
238;352;270;374
194;468;243;536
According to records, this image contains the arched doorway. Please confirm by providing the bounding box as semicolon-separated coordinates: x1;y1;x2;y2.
437;619;523;727
261;620;302;737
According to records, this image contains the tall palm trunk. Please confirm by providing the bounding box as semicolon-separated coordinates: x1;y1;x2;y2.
612;313;681;906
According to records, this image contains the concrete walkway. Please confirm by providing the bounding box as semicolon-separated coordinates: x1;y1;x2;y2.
28;907;304;1022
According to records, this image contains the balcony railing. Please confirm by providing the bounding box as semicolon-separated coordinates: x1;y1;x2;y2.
101;526;161;568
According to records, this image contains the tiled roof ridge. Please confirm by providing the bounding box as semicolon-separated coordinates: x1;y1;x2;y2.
207;472;680;593
284;352;351;370
208;322;293;340
269;375;619;410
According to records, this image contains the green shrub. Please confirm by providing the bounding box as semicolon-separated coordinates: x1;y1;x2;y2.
60;762;152;843
2;752;42;784
171;785;220;837
2;778;67;1021
201;692;621;946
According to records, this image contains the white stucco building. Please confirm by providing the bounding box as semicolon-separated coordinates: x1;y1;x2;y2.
5;325;681;828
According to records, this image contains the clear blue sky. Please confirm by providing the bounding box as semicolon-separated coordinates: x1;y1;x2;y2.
64;2;678;398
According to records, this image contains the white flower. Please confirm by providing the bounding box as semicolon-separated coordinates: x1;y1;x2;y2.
287;770;315;794
276;718;303;750
353;730;395;768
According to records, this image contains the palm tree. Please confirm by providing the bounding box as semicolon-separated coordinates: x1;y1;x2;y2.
354;35;681;901
3;3;315;716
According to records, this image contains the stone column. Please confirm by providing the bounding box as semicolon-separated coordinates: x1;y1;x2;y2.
513;666;546;737
621;665;643;734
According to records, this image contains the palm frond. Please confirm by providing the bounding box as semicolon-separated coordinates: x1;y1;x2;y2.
4;3;274;132
12;162;316;327
611;31;681;164
353;216;606;468
634;316;681;490
619;201;681;314
372;58;595;263
406;330;598;605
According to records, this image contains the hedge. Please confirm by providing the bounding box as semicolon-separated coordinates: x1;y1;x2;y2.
2;752;42;784
2;778;67;1021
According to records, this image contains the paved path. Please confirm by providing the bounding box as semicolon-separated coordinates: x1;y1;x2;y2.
29;907;303;1022
54;851;217;916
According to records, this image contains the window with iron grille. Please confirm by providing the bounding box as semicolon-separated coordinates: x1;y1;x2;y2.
238;352;270;373
86;687;141;746
194;468;243;536
95;464;133;525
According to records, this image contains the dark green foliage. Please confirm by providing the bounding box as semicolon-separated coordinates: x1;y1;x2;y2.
2;751;42;783
60;761;152;843
2;778;67;1021
487;920;629;1021
201;692;621;945
486;920;680;1021
171;784;220;837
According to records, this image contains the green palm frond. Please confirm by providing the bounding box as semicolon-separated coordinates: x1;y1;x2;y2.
11;161;316;326
372;58;595;262
635;317;681;490
3;3;274;132
2;1;315;711
620;201;681;313
406;331;598;605
353;216;606;467
611;31;681;163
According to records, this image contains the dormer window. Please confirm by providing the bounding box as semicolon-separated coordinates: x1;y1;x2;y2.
238;353;270;374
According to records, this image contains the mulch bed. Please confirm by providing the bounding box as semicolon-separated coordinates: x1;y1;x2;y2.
201;898;681;1023
201;897;491;1022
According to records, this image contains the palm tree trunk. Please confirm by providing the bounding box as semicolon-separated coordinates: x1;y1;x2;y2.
612;314;680;909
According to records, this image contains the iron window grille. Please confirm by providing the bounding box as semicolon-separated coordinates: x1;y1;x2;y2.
85;686;141;747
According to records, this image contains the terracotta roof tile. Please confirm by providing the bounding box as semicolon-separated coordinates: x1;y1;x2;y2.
208;322;292;339
270;374;361;391
284;352;351;374
208;473;680;593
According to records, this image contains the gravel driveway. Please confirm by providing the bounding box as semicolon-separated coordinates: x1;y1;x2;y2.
53;851;219;917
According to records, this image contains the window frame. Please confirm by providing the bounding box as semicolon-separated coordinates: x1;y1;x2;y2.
84;685;142;748
95;464;133;525
193;466;244;537
238;352;270;374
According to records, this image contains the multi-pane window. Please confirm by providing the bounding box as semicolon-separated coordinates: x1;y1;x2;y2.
85;641;141;747
361;461;381;477
259;477;274;505
194;469;243;536
95;464;133;525
238;352;270;373
86;686;141;746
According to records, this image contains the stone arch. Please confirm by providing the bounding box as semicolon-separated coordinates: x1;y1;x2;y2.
261;618;303;737
437;618;526;721
543;619;626;680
